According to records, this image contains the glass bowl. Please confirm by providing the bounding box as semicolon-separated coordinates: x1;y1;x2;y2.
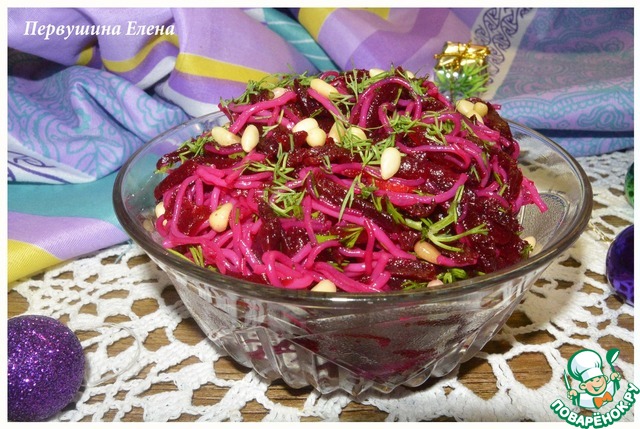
113;111;592;395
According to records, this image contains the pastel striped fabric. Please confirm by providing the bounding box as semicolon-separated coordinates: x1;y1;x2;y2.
7;8;634;285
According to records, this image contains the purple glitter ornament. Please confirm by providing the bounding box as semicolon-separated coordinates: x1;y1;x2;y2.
8;315;86;421
606;225;634;306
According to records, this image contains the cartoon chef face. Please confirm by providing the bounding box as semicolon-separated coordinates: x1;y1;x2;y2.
568;349;609;396
580;374;609;396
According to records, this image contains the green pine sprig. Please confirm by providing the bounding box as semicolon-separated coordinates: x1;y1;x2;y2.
434;62;490;102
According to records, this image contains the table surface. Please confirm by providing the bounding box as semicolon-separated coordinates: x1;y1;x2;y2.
7;149;635;422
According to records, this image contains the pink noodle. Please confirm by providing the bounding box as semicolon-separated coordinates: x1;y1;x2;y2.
307;87;344;119
282;107;302;125
445;136;490;186
423;80;451;107
291;243;313;264
194;178;204;205
330;162;366;174
303;239;341;269
519;177;548;212
369;223;416;259
475;182;510;208
319;70;340;80
369;252;391;281
196;166;228;187
378;103;395;134
381;174;468;206
229;91;297;134
362;218;376;275
302;195;318;245
314;262;381;293
204;144;244;156
395;141;471;170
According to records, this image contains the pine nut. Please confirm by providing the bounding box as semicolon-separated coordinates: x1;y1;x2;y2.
143;219;155;232
473;101;488;117
427;279;444;287
292;117;319;133
328;121;346;143
346;126;367;141
369;68;385;77
523;235;536;249
380;146;402;180
414;240;441;265
241;124;260;152
155;201;165;218
310;78;338;99
472;113;484;124
306;127;327;147
405;70;415;79
271;87;288;99
209;202;233;232
311;279;337;292
211;126;241;147
455;99;474;117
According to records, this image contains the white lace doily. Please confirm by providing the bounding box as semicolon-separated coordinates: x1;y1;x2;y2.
10;149;635;422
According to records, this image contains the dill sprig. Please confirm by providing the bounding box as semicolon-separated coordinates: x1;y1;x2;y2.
336;127;396;167
337;173;380;221
248;143;308;218
274;70;312;88
437;267;469;283
266;187;306;218
227;79;263;106
400;266;470;290
178;134;216;160
386;184;490;252
316;225;364;249
385;199;422;230
339;174;360;220
422;185;489;252
389;112;454;146
168;246;205;268
247;144;295;184
190;245;205;267
400;279;430;291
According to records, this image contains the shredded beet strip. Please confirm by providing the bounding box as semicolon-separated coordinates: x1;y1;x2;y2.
154;68;547;293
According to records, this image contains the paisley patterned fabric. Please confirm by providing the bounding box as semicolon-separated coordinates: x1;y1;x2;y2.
8;65;189;183
488;9;634;156
7;7;634;284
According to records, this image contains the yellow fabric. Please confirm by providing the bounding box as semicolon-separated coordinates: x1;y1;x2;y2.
76;44;95;66
364;8;391;20
298;8;336;40
7;240;62;286
102;33;179;73
174;53;269;84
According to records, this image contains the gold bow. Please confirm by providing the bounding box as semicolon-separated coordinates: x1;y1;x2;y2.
434;41;491;72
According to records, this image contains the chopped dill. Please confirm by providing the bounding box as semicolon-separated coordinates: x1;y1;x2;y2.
437;267;469;283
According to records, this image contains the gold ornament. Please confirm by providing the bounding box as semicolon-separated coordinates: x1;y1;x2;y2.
434;41;491;74
433;41;491;101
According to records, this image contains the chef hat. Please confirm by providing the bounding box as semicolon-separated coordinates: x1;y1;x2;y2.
568;350;604;382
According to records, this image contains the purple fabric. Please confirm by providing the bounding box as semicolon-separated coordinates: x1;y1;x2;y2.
9;212;127;260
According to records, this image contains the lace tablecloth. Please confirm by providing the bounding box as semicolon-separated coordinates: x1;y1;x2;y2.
8;149;635;422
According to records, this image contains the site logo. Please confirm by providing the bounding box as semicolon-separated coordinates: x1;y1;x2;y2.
550;348;638;427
